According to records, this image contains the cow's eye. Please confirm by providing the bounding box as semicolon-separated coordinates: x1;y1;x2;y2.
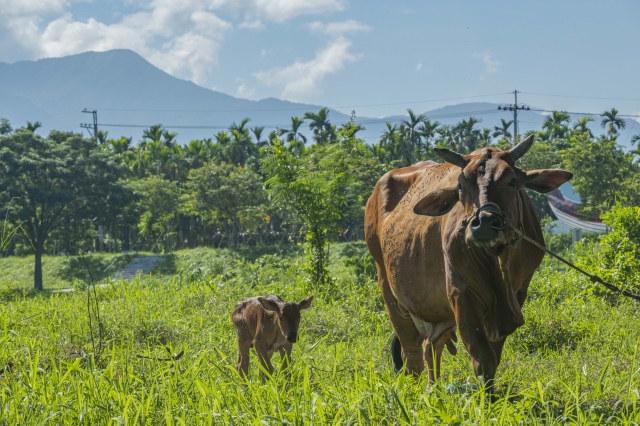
509;178;517;187
456;183;463;192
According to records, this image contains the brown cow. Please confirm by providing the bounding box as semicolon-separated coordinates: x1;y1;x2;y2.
365;136;572;389
232;295;313;379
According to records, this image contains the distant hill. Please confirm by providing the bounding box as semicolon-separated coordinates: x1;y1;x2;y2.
0;50;637;148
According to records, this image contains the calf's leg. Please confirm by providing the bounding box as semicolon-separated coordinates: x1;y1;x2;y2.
235;330;252;378
255;341;274;382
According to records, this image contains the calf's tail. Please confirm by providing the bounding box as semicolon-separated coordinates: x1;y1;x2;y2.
390;333;403;373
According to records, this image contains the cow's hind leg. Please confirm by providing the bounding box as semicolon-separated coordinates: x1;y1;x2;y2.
235;331;252;379
424;329;457;382
379;271;424;375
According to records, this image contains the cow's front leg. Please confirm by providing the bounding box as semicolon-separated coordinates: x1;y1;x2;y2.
451;288;498;392
279;343;292;373
254;341;274;382
379;270;424;375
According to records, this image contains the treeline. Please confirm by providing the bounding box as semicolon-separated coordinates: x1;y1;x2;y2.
0;107;638;288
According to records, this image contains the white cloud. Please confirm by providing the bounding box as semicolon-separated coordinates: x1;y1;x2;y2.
416;62;422;72
307;19;370;37
254;36;357;102
1;0;69;16
472;49;500;74
235;82;258;100
233;0;346;22
239;19;264;30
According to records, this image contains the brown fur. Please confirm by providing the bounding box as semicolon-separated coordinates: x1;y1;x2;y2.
365;138;572;388
232;295;313;380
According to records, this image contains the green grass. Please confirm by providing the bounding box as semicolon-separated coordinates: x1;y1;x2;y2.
0;243;639;424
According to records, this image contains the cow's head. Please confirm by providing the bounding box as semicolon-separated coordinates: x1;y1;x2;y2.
413;135;572;249
258;295;314;343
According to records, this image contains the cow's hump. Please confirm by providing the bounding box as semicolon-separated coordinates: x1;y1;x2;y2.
379;161;438;216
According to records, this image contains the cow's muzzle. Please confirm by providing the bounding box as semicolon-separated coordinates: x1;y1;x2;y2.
287;332;298;343
460;203;509;248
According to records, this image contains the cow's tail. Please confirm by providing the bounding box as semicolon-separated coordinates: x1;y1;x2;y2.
390;333;403;373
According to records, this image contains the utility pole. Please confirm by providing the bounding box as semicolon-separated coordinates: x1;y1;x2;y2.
497;90;529;139
81;109;98;141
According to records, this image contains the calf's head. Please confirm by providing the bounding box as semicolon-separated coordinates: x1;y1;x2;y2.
413;135;572;249
257;296;314;343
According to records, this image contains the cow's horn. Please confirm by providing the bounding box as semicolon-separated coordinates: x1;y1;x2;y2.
434;148;468;168
508;134;534;162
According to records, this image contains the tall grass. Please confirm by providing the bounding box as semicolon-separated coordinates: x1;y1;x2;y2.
0;244;639;424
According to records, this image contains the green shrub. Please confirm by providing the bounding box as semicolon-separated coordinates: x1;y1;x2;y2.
575;205;640;299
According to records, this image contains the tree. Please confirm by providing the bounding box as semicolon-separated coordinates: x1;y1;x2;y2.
601;108;626;135
262;131;363;286
304;108;334;145
492;119;513;139
542;111;571;140
0;118;12;135
572;116;595;137
129;177;180;253
25;121;42;133
631;134;640;146
0;130;130;290
251;126;267;147
183;164;267;248
400;109;426;164
417;119;440;159
561;132;639;214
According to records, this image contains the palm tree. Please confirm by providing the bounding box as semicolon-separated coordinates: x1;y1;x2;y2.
304;108;333;144
573;116;595;137
96;129;110;145
400;109;427;164
0;118;12;135
339;121;365;137
492;119;513;139
282;117;307;145
417;119;440;158
142;124;177;146
601;108;626;135
230;118;251;134
631;134;640;146
251;126;266;147
542;111;571;140
25;121;42;133
453;117;482;153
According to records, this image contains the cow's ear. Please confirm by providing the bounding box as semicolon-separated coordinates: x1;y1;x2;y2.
257;297;281;313
298;295;314;310
413;188;459;216
525;169;573;193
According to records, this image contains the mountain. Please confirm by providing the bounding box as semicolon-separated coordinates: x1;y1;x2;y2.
0;49;350;142
0;49;637;148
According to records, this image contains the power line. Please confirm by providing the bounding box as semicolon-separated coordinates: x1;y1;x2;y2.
93;92;512;113
520;92;640;102
98;109;505;131
526;108;640;118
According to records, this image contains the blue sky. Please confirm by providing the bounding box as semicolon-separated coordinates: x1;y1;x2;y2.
1;0;639;119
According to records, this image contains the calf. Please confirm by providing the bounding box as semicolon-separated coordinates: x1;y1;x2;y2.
232;295;314;379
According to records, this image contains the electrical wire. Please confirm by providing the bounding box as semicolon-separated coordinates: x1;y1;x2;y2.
94;92;512;113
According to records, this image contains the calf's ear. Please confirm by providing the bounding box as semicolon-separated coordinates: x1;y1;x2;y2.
525;169;573;193
298;295;314;310
257;297;281;313
414;188;459;216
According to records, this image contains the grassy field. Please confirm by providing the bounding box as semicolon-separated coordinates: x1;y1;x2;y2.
0;242;639;424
